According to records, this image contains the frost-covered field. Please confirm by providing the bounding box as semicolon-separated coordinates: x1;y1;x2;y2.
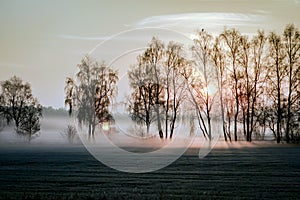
0;116;299;199
0;144;299;199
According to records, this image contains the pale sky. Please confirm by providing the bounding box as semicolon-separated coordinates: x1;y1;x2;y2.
0;0;299;108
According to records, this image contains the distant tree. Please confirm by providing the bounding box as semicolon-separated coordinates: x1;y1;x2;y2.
0;103;5;132
64;55;118;138
0;76;42;140
42;106;68;117
61;125;78;144
283;24;300;143
17;105;42;141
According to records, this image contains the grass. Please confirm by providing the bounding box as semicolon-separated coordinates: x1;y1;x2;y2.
0;144;299;199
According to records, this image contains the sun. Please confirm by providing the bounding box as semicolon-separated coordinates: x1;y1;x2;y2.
199;84;218;97
191;69;218;97
207;84;218;96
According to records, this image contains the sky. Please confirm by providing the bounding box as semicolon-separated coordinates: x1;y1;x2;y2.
0;0;299;108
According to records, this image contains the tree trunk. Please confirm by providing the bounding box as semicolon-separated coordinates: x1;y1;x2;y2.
155;103;163;139
170;110;177;139
246;97;251;142
286;57;293;143
165;85;170;139
146;123;150;135
219;87;227;141
276;66;281;144
234;83;239;142
233;59;239;142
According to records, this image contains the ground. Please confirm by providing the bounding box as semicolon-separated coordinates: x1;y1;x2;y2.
0;143;299;199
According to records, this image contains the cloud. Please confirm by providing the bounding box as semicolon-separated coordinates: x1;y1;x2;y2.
254;10;271;15
57;12;268;44
129;12;268;33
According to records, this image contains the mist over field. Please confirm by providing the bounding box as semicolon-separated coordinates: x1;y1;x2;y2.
0;112;299;199
0;113;279;147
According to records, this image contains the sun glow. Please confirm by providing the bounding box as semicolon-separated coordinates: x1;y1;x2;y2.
191;69;218;97
199;84;218;97
206;84;218;96
102;122;110;132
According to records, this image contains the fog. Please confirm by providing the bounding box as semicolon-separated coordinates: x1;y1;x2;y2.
0;114;276;149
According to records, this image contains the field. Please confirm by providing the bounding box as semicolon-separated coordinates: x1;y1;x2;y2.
0;143;299;200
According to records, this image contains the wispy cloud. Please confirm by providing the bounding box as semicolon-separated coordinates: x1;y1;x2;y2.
254;10;271;15
128;12;268;33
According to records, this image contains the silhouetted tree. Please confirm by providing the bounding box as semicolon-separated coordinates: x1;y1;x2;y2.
164;41;188;139
17;105;42;141
64;55;118;138
61;125;78;144
211;36;231;141
128;38;189;139
191;30;217;141
0;76;42;140
0;102;5;132
237;35;252;141
237;33;267;142
220;28;242;141
283;24;300;143
127;55;157;134
267;32;286;143
249;31;267;141
128;37;165;138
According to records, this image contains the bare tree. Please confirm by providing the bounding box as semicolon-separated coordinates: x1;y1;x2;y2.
267;32;286;143
65;55;118;138
128;38;189;139
237;34;267;142
250;31;268;141
283;24;300;143
220;28;241;141
61;125;78;144
237;35;252;141
164;41;188;139
141;37;165;138
127;55;157;134
189;29;218;141
211;36;231;141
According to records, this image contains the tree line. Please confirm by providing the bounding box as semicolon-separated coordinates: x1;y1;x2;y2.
65;24;299;143
2;24;297;143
